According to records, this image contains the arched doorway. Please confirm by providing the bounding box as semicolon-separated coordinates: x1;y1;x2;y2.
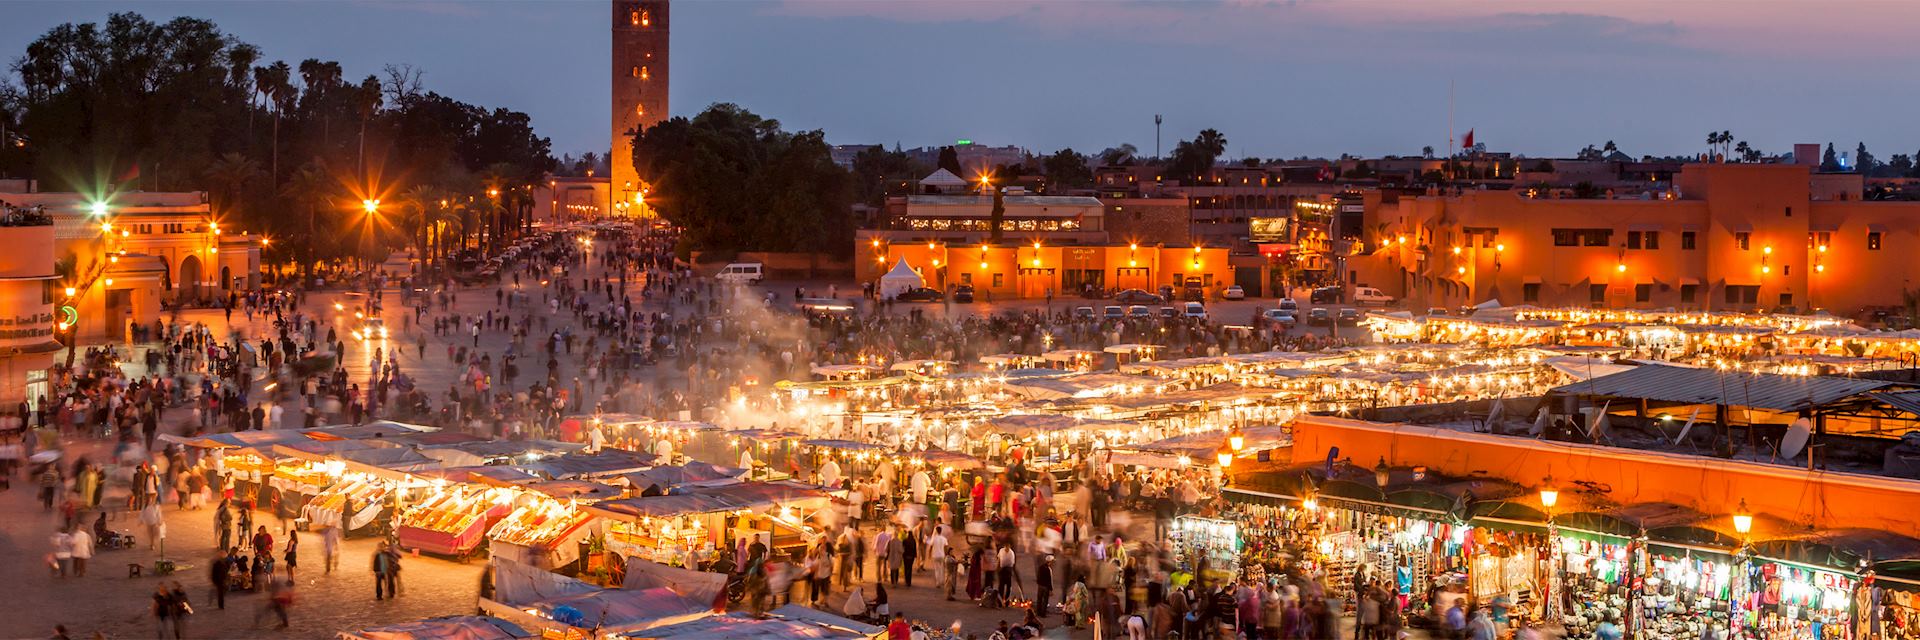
178;254;202;303
220;266;232;292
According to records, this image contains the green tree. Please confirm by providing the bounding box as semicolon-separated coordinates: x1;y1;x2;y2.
1040;148;1092;192
849;145;921;205
1165;129;1228;182
936;146;963;176
1856;142;1875;175
631;103;854;258
202;152;261;216
1820;143;1840;172
280;159;333;274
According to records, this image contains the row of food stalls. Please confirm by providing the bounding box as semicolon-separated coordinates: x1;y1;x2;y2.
1365;305;1920;368
1216;461;1920;640
167;421;856;580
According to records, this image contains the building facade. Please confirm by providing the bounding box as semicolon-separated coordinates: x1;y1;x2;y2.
533;176;613;223
611;0;669;215
1355;162;1914;315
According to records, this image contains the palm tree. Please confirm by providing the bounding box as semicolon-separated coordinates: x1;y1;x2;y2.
281;160;333;276
1734;141;1752;163
478;163;518;251
353;75;382;179
258;62;294;182
401;184;446;268
202;152;262;217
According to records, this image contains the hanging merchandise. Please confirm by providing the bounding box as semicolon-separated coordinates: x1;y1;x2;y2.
1637;552;1733;640
1560;537;1634;639
1171;515;1242;586
1742;562;1853;640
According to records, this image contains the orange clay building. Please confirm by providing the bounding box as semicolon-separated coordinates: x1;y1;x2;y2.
1354;162;1908;315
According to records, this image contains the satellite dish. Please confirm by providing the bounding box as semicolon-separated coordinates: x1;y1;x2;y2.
1780;417;1813;460
1672;407;1701;445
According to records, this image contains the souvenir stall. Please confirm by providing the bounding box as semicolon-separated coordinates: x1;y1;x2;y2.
395;483;517;556
219;447;336;517
1170;515;1243;586
1636;550;1734;640
1736;558;1856;640
1556;535;1638;637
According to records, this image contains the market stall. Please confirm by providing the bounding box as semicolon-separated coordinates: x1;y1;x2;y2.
302;475;395;536
395;484;516;556
489;483;620;572
586;481;834;568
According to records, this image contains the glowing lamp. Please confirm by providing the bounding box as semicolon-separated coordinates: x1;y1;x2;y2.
1762;265;1771;274
1539;475;1559;509
1818;244;1828;253
1373;457;1390;487
363;199;380;214
1816;264;1825;273
1732;499;1753;535
1616;263;1627;273
100;222;111;233
1457;266;1467;274
1496;243;1506;252
104;279;112;286
1763;246;1773;255
63;287;75;297
1451;246;1461;255
979;262;988;270
89;202;107;216
1228;425;1246;452
1215;446;1234;468
1301;497;1318;511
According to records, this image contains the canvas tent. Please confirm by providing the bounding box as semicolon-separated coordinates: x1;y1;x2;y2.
878;259;924;299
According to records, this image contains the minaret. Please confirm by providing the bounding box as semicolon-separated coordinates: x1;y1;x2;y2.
611;0;669;217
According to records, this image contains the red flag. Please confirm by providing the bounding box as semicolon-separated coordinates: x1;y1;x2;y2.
115;162;141;185
1461;129;1475;149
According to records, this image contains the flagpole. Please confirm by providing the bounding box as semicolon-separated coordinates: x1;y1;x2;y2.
1446;79;1455;183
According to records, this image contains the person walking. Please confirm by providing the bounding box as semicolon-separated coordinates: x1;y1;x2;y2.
214;500;232;551
283;530;299;579
49;526;73;578
210;550;232;610
372;541;398;600
68;524;92;577
320;524;340;574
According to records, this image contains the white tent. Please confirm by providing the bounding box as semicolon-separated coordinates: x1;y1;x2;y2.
919;168;969;192
878;259;924;299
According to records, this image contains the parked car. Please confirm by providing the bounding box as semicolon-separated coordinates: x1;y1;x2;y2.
1309;286;1343;304
1277;298;1299;312
1426;307;1450;317
1115;289;1165;305
1221;285;1246;300
1183;302;1208;320
894;287;944;303
1262;309;1297;329
1338;308;1362;326
1074;306;1096;320
952;284;975;303
1158;306;1179;319
1182;285;1206;302
1103;305;1126;320
1352;286;1395;307
1306;308;1333;326
1127;305;1153;318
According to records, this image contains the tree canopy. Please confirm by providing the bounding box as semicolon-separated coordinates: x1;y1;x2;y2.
0;12;554;267
632;103;855;258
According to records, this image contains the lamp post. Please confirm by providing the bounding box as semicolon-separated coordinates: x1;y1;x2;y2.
1541;475;1563;619
1731;498;1754;638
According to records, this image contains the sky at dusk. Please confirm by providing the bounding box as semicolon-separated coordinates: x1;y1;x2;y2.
6;0;1920;162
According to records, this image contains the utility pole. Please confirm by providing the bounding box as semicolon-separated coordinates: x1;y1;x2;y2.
1154;114;1163;160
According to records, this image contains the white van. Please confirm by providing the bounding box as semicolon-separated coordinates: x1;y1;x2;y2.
716;263;765;284
1352;286;1395;307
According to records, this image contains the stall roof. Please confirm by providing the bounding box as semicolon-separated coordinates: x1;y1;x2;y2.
622;462;743;492
527;450;658;479
977;414;1138;437
801;439;887;451
523;480;623;500
1550;364;1895;411
338;615;530;640
633;605;882;640
585;481;831;520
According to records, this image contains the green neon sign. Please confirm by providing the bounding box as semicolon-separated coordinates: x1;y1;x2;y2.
956;139;972;146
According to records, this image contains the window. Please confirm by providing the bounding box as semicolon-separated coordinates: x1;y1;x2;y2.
639;66;650;80
992;273;1004;287
959;273;972;285
1869;231;1883;250
630;66;640;78
1635;284;1652;303
1627;231;1661;250
1725;285;1759;305
1523;283;1541;303
1785;206;1793;217
1779;293;1794;308
1645;231;1659;250
1552;228;1612;247
1682;231;1697;250
1810;232;1831;249
1784;265;1791;276
1590;284;1607;304
1735;232;1750;250
1627;231;1642;250
1680;284;1698;304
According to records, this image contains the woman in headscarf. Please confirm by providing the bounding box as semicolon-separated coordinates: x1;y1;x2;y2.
1064;578;1092;629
